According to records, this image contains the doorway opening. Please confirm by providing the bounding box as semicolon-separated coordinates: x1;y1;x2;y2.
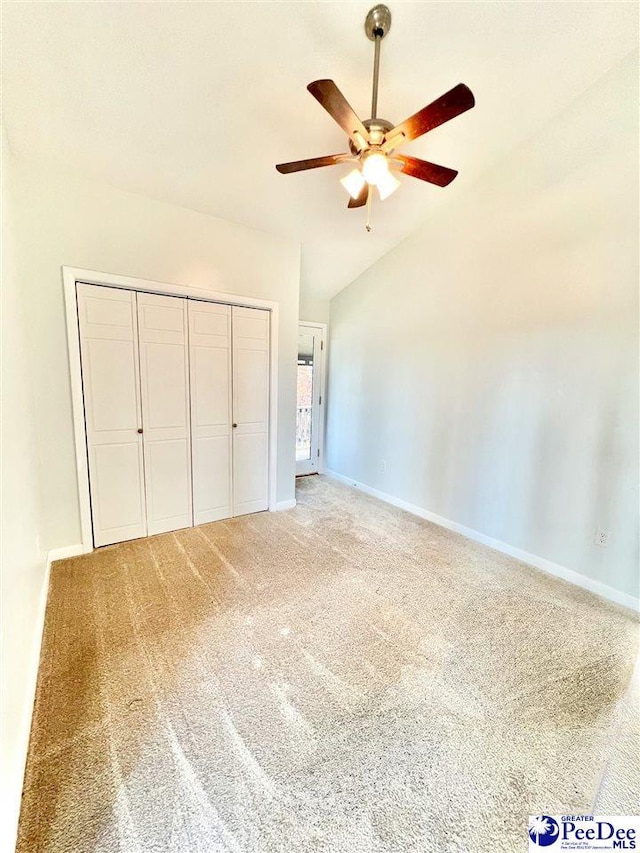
296;323;326;476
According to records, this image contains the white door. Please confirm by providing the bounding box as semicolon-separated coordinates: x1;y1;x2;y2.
137;293;192;535
296;325;324;476
188;300;232;525
232;306;269;516
77;284;147;547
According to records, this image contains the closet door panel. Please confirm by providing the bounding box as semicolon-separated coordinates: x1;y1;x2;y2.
84;338;139;431
234;348;269;425
92;443;145;532
233;432;268;513
189;301;232;525
232;306;269;516
138;293;192;535
145;439;190;521
143;342;189;429
77;284;146;547
193;347;230;426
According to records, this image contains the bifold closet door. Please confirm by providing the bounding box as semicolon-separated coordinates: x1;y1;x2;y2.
232;306;269;516
188;300;232;524
137;293;192;535
77;284;147;547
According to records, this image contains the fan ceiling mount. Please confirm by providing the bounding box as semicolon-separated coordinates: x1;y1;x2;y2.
364;3;392;41
276;4;475;231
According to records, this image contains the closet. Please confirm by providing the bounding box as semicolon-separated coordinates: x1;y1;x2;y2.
76;283;269;547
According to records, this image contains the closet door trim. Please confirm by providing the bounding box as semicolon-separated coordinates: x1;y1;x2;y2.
64;266;280;554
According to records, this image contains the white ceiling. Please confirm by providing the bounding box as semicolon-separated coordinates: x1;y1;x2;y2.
3;1;637;302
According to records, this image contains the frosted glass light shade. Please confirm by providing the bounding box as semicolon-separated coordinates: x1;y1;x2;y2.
340;168;366;199
362;152;389;186
377;169;400;200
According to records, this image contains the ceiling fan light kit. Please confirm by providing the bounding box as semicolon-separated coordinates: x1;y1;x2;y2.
275;4;475;231
340;168;366;200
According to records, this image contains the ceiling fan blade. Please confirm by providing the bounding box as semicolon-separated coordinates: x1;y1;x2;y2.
308;80;370;150
347;183;369;209
276;153;351;174
394;154;458;187
387;83;475;144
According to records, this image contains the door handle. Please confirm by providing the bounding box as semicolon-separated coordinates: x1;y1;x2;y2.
137;428;143;434
232;423;238;428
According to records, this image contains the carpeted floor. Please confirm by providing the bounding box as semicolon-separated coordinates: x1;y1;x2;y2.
18;475;639;853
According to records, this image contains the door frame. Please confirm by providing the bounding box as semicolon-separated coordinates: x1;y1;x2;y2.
63;266;280;554
297;321;327;476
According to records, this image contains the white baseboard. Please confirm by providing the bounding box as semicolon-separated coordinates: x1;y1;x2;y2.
3;542;86;853
324;470;639;614
47;543;87;562
3;548;51;853
273;499;296;512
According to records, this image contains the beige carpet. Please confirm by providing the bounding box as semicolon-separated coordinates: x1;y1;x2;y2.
18;475;639;853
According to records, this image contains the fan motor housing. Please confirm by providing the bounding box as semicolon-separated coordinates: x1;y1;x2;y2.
349;117;394;155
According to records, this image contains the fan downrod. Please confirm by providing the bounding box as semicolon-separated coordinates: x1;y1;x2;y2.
364;4;392;41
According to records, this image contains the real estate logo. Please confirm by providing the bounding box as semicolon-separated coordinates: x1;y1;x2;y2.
529;816;559;846
528;816;639;851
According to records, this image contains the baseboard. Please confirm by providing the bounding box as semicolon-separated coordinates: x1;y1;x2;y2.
273;499;296;512
47;543;87;562
2;546;56;853
324;470;639;614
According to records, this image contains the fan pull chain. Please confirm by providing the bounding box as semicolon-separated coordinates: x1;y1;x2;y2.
365;187;373;232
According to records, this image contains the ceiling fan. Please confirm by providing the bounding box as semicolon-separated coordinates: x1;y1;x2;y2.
276;4;475;229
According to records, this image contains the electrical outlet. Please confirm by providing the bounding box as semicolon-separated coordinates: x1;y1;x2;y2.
379;459;386;473
594;529;611;548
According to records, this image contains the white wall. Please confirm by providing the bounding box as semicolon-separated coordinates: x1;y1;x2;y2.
1;138;48;852
299;288;330;326
10;158;301;551
327;54;639;601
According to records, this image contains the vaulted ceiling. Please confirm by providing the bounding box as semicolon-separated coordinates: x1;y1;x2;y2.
3;1;637;303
